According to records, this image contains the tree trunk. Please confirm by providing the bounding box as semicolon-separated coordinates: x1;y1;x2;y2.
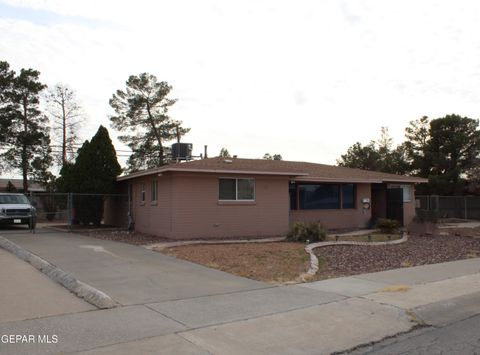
145;101;164;166
22;97;28;192
62;94;67;166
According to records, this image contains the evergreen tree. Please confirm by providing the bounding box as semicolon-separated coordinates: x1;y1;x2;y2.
404;116;431;177
426;114;480;195
5;180;17;192
109;73;189;172
337;141;381;171
0;60;52;192
219;148;231;158
58;126;121;225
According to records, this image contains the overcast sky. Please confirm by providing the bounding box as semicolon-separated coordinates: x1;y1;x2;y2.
1;0;480;171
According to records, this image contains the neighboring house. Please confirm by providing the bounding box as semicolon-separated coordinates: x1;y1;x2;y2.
107;157;427;239
0;178;46;193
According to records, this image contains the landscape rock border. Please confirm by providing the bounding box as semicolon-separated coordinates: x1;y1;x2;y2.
301;233;409;281
144;236;286;250
0;236;118;309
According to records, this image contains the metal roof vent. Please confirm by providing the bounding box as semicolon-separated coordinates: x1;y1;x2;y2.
223;159;233;164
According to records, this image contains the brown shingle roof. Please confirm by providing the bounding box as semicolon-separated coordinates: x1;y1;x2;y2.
118;157;427;184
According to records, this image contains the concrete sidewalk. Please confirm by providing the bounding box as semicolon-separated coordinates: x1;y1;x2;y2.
1;230;480;354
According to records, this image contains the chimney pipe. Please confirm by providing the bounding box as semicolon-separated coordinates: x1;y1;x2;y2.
204;145;208;159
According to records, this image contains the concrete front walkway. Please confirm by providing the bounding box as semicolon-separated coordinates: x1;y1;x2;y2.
2;229;480;354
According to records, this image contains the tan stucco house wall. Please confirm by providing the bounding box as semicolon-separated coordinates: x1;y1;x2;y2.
109;157;427;239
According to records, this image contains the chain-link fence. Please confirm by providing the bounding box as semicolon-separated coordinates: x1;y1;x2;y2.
0;192;130;234
416;195;480;220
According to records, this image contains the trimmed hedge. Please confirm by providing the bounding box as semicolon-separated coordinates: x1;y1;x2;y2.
375;218;400;234
287;222;326;243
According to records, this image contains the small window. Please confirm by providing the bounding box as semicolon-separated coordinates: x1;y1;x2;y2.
219;178;255;201
402;185;412;202
140;183;145;204
151;179;158;202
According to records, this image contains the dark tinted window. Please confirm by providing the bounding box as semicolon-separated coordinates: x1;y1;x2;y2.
299;184;339;209
219;179;236;200
237;179;255;200
342;184;355;209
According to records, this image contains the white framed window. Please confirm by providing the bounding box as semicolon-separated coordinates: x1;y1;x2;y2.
151;179;158;202
140;183;145;204
388;184;412;202
219;178;255;201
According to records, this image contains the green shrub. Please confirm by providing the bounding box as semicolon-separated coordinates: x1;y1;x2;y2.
375;218;400;234
287;222;326;243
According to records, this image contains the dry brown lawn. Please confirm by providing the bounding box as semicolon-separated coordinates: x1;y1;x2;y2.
160;242;310;284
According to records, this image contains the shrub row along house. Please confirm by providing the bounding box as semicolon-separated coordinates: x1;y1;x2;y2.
106;157;427;239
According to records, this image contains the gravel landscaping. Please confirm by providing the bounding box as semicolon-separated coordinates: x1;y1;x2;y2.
315;235;480;279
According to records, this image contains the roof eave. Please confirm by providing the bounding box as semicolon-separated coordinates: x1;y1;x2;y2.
382;178;429;184
293;177;384;183
117;168;308;181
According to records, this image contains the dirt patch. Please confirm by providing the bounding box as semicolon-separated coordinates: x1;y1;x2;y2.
315;235;480;279
79;230;174;246
160;242;309;284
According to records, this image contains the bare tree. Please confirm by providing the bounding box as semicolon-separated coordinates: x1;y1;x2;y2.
46;84;84;167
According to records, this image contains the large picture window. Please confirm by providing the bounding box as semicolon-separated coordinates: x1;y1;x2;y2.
299;184;339;209
219;178;255;201
291;183;356;210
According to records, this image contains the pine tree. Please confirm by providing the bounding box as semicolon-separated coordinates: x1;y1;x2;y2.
109;73;189;172
0;60;52;192
58;126;121;225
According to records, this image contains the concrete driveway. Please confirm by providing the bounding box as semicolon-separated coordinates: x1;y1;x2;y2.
2;230;268;305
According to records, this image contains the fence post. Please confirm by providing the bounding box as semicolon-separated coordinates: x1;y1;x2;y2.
465;196;468;220
30;191;35;234
67;193;73;232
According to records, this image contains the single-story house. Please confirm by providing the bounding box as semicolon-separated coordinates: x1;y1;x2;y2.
106;157;427;239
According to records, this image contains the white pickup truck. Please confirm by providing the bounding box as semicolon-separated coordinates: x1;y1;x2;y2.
0;193;36;229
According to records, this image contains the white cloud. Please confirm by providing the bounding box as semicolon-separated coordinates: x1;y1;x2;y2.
1;0;480;169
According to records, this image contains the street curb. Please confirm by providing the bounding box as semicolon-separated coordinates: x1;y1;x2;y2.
0;236;118;309
301;233;409;281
